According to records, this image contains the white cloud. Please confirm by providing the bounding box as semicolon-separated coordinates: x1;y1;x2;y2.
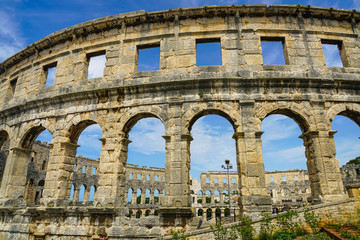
264;145;306;170
261;115;300;144
88;55;106;79
128;118;166;155
190;117;236;174
0;9;25;63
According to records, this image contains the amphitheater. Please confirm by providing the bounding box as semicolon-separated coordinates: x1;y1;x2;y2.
0;4;360;239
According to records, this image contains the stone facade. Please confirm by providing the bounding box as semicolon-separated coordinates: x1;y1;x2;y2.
0;4;359;239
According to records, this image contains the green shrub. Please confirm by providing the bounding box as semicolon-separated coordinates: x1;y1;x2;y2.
258;213;275;240
301;232;331;240
235;215;255;240
171;229;189;240
210;223;237;240
304;209;322;234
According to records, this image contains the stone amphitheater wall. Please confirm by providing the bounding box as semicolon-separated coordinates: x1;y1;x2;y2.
0;4;359;238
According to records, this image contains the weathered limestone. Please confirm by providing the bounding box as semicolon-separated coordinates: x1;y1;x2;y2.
0;4;358;239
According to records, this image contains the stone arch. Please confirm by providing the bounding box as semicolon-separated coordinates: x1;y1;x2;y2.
67;120;100;144
256;102;314;133
121;111;166;138
0;130;10;150
185;108;237;132
328;104;360;127
198;208;203;216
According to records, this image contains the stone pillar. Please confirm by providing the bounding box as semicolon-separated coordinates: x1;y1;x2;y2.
84;188;90;203
159;108;193;226
211;208;216;219
73;188;79;202
140;191;146;204
132;192;137;205
94;133;130;207
41;140;78;207
234;100;272;218
150;192;154;205
300;130;347;203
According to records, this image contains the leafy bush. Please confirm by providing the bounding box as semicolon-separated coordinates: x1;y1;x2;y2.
210;223;237;240
301;232;331;240
258;213;275;240
236;215;255;240
171;229;189;240
304;209;322;234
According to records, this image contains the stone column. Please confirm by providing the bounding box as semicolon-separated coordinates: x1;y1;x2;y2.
234;100;271;218
150;192;154;205
73;188;79;202
140;191;146;204
300;130;347;203
41;139;78;207
220;193;223;204
84;188;90;203
94;133;130;207
159;108;193;226
0;147;32;206
132;191;137;205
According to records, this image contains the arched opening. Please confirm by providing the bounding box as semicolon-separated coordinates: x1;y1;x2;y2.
79;185;86;203
196;190;203;204
198;209;203;216
126;116;165;168
145;209;150;217
69;184;75;201
67;121;102;203
89;186;96;202
154;210;159;216
136;189;142;204
215;208;221;220
22;128;53;205
189;113;236;184
261;114;306;172
154;189;159;203
214;190;220;203
128;188;133;204
205;190;211;204
0;130;10;188
145;189;151;204
224;208;230;217
136;210;142;218
206;208;212;220
331;114;360;167
223;190;229;204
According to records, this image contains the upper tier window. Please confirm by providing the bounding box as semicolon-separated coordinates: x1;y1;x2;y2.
196;38;222;66
87;51;106;79
44;62;57;87
261;37;287;65
321;40;346;67
137;44;160;72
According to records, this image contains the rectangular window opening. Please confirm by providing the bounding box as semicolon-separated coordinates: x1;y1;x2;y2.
270;177;275;183
282;176;286;182
223;178;227;183
232;178;236;183
155;175;159;181
10;78;17;97
44;62;57;87
92;167;96;175
214;178;218;184
261;37;287;65
321;40;345;67
146;175;150;181
129;173;133;179
196;38;222;66
87;51;106;79
206;178;210;183
137;43;160;72
138;174;141;180
82;166;86;174
294;175;298;181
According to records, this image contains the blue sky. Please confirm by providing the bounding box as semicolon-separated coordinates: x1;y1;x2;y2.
3;0;360;179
